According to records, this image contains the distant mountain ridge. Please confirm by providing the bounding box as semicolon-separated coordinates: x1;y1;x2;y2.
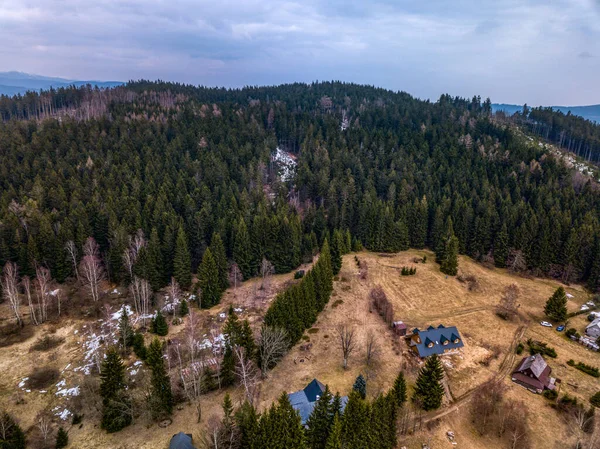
492;103;600;123
0;71;123;97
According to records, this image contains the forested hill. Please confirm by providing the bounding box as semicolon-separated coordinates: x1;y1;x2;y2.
0;81;599;294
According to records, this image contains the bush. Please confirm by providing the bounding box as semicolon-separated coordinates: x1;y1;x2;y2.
590;392;600;408
30;335;65;352
516;342;524;355
400;266;417;276
543;389;558;400
527;339;557;358
588;314;597;322
27;367;60;389
565;328;578;338
294;270;305;279
570;361;600;377
55;427;68;449
567;359;575;366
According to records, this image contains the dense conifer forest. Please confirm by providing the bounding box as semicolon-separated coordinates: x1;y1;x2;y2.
0;80;599;295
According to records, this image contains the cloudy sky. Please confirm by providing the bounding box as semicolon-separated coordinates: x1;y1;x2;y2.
0;0;599;105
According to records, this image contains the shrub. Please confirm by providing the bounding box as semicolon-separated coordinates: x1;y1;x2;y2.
72;413;83;425
516;342;524;355
294;270;305;279
570;361;600;377
30;335;64;352
565;328;578;339
27;367;60;389
567;359;575;366
588;314;597;322
55;427;69;449
527;339;557;358
543;389;558;400
590;392;600;408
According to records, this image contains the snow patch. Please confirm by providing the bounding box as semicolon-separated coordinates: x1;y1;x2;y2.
271;147;296;182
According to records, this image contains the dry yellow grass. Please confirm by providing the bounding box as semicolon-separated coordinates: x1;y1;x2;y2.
1;250;598;449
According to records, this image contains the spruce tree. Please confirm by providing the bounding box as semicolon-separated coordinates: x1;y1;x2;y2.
440;235;459;276
412;354;445;411
132;332;146;360
152;310;168;336
324;414;342;449
353;374;367;399
235;401;260;449
146;338;173;419
179;298;189;316
330;229;344;275
210;232;229;292
198;248;221;308
494;223;509;268
100;347;132;432
544;287;568;322
306;386;335;449
173;225;192;289
269;393;307;449
55;427;68;449
234;218;254;280
118;308;133;349
341;391;371;449
391;371;407;408
588;238;600;293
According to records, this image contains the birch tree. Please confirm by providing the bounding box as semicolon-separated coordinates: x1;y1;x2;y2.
2;262;21;326
123;229;146;280
80;237;104;302
257;326;288;378
65;240;79;281
34;265;51;322
234;345;259;405
22;276;39;325
130;276;151;327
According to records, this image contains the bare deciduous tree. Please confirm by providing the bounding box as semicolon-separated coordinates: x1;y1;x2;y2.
257;326;289;378
130;276;151;327
166;277;182;315
35;412;52;445
259;258;275;290
507;249;526;273
336;324;357;370
123;230;146;281
234;346;260;405
1;262;21;326
80;237;105;302
22;276;39;325
365;330;379;379
496;283;520;321
229;263;242;292
35;265;52;322
65;240;79;280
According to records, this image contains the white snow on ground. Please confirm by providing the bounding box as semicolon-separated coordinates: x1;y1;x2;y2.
567;293;574;298
53;406;72;421
197;334;225;353
111;304;134;320
56;385;80;397
271;147;297;182
49;289;60;296
234;308;243;313
18;378;28;388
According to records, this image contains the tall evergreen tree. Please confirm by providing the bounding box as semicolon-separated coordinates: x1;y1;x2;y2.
330;229;344;275
100;347;132;432
341;391;371;449
306;386;335;449
152;310;168;336
494;223;509;268
234;218;254;280
324;414;343;449
146;338;173;419
173;225;192;289
235;401;260;449
440;235;459;276
210;232;229;292
544;287;568;322
391;371;407;408
118;308;133;349
198;248;222;308
0;411;26;449
55;427;68;449
352;374;367;399
412;354;445;411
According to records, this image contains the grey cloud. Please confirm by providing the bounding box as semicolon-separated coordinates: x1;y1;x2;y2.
0;0;599;104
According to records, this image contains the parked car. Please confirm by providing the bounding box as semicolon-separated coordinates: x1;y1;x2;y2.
540;321;553;327
556;325;565;332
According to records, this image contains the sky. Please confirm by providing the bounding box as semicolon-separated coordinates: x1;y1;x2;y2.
0;0;599;105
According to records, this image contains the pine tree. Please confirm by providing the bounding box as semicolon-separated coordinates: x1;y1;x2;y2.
412;354;445;411
353;374;367;399
324;414;342;449
210;232;229;292
55;427;68;449
306;386;335;449
220;344;236;388
173;225;192;289
494;223;509;268
330;229;344;275
198;248;222;308
440;235;459;276
152;310;169;336
100;347;132;432
391;371;407;408
179;298;189;316
544;287;568;322
234;218;254;280
146;338;173;419
235;401;260;449
0;411;26;449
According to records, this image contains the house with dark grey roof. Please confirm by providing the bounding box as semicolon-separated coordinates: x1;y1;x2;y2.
511;354;556;393
169;432;196;449
407;325;464;358
288;379;348;425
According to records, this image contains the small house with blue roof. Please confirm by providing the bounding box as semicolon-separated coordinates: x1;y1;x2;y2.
407;324;464;358
288;379;348;425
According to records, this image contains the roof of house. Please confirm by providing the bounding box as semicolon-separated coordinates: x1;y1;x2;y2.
288;379;348;425
512;354;554;391
169;432;196;449
410;325;464;357
586;318;600;330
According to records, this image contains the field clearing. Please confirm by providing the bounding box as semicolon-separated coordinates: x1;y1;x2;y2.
1;250;599;448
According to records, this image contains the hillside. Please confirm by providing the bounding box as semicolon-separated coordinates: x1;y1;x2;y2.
0;81;599;448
